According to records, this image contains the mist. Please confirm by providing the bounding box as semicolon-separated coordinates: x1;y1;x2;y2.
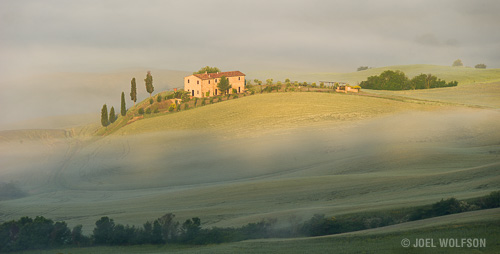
1;108;498;191
1;108;499;231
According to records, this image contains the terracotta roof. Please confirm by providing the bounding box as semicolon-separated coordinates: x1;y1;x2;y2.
193;71;245;80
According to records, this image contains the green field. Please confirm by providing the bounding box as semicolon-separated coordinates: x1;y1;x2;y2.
1;65;500;252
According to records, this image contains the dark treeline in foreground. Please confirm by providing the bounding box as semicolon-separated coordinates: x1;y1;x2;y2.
360;70;458;90
1;191;499;252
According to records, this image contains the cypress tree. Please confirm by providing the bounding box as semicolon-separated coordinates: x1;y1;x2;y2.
145;71;154;98
109;106;116;124
130;78;137;106
101;104;109;127
121;92;126;116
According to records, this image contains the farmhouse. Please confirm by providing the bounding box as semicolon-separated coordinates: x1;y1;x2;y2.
184;71;246;98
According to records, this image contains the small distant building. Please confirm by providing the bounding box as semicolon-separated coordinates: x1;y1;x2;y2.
319;81;360;93
184;71;246;98
336;84;359;93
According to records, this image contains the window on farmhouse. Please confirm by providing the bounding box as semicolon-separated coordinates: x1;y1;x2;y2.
188;79;190;83
238;77;241;80
209;80;210;84
215;79;218;83
197;80;199;84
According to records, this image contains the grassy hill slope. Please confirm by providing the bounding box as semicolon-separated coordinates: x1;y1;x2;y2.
365;82;500;109
1;91;499;235
114;92;444;136
248;64;500;85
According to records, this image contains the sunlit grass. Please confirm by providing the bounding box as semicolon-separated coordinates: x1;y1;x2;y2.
114;92;442;137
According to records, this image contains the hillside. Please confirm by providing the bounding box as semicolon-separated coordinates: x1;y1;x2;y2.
1;90;499;235
114;92;444;137
247;64;500;85
366;81;500;109
1;67;500;253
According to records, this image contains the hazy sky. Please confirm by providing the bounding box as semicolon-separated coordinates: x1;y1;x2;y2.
1;0;499;75
0;0;499;124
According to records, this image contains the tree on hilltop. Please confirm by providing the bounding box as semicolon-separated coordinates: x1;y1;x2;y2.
475;63;487;69
144;71;154;98
452;59;463;67
101;104;109;127
120;92;126;116
130;78;137;106
194;66;220;74
217;76;231;95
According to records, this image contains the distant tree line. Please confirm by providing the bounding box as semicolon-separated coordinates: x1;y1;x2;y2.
0;213;276;252
360;70;458;90
303;191;500;236
1;191;498;252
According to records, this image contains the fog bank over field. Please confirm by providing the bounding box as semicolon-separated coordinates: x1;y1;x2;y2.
1;108;499;230
1;109;498;191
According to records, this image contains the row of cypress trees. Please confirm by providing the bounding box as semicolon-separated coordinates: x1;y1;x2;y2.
100;92;126;127
100;72;154;127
